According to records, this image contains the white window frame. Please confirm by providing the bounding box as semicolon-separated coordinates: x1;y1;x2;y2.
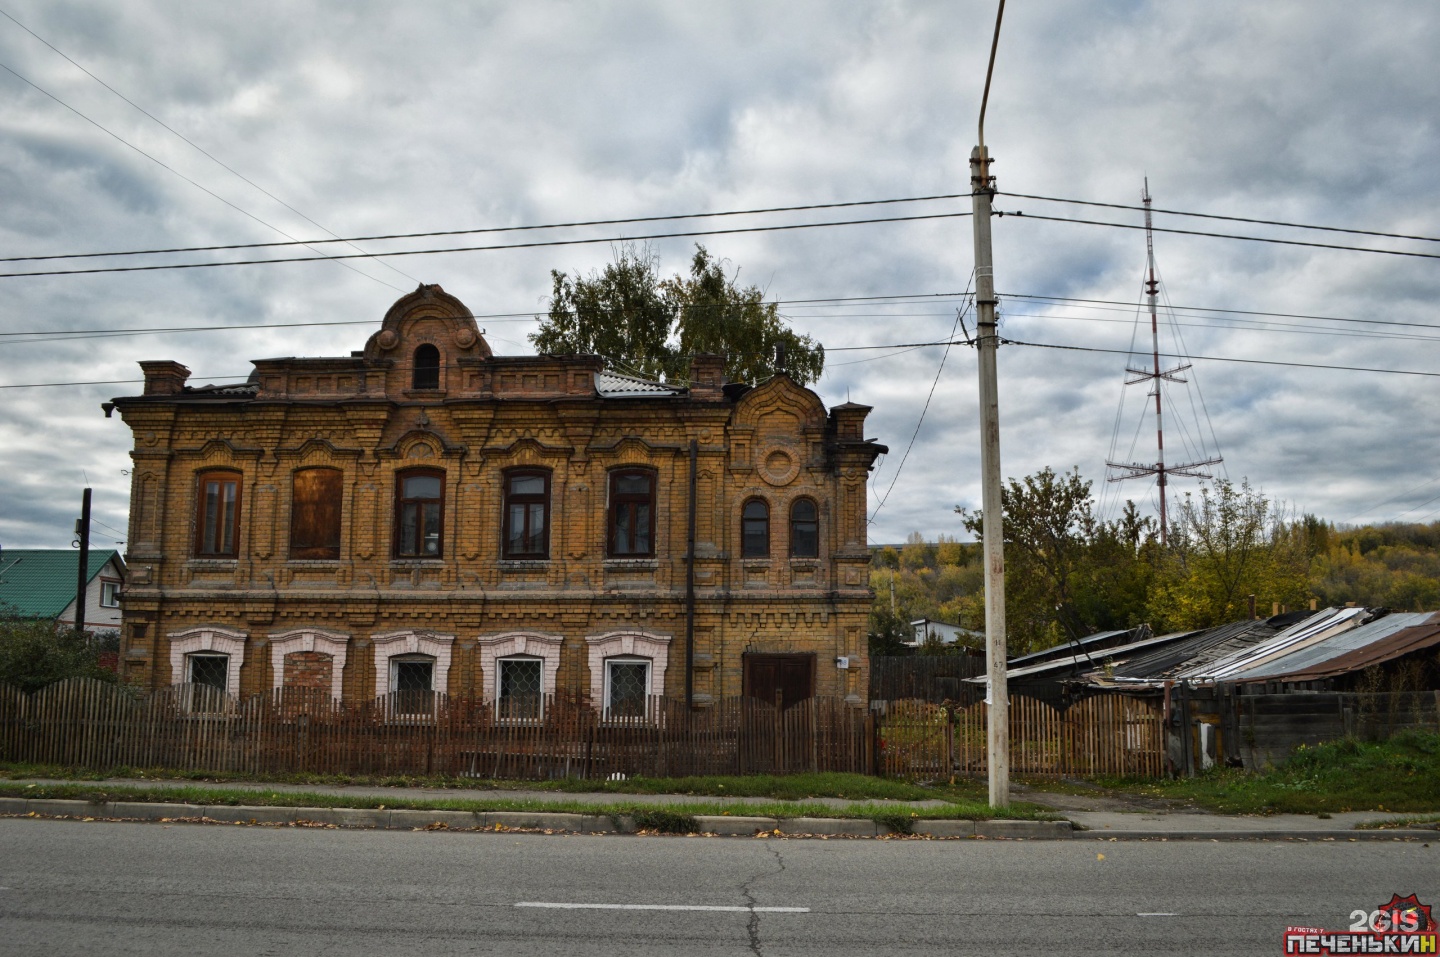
602;655;653;721
187;652;230;688
583;631;670;712
99;580;121;608
371;630;454;702
496;655;546;720
475;632;563;719
268;629;349;701
169;627;246;699
389;652;438;717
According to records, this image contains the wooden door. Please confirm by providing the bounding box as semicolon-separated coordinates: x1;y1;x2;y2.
743;653;814;709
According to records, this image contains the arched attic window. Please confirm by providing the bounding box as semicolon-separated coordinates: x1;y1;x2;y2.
412;344;440;390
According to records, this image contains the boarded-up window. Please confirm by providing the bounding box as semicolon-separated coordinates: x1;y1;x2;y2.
290;468;343;559
283;651;333;692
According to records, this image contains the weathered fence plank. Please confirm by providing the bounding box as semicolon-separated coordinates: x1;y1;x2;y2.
878;693;1167;779
0;681;878;780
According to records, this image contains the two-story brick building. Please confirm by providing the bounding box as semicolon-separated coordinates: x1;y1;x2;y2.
107;284;886;714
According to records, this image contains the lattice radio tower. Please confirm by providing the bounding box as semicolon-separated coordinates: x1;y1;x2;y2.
1105;181;1223;544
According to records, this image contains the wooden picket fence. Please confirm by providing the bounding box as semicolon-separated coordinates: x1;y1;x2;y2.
0;680;1165;779
0;680;873;779
877;694;1166;778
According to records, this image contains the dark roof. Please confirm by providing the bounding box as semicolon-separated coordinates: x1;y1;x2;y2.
1005;628;1146;669
0;549;123;618
185;382;259;396
1235;612;1440;682
1104;613;1309;681
963;629;1196;685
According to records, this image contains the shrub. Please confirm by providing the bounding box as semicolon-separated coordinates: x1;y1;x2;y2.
0;616;120;693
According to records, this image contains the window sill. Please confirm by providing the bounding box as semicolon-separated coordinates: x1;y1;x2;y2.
740;558;772;567
286;559;341;566
498;559;550;567
390;558;445;565
603;558;658;569
186;558;238;568
401;389;447;399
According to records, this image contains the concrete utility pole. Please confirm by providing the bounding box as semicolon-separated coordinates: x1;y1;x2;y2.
973;0;1009;808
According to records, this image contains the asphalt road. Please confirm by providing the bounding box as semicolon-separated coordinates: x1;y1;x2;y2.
0;818;1434;956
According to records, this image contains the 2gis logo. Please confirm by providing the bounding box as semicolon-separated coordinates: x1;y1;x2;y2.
1284;894;1437;955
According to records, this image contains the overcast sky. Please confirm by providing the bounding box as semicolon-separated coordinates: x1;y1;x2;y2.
2;0;1438;551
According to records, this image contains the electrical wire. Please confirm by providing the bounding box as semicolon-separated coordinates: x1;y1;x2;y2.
867;284;975;523
993;209;1440;262
0;337;972;390
1003;337;1440;378
0;194;976;264
0;211;975;279
0;59;406;291
0;5;421;286
1003;293;1440;334
997;191;1440;246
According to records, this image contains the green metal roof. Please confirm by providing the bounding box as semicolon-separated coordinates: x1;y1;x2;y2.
0;549;122;619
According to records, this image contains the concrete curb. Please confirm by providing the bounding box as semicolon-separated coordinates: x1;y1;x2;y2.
0;796;1077;840
1081;829;1439;842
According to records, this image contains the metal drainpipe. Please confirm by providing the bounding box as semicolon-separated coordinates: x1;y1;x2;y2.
685;439;697;710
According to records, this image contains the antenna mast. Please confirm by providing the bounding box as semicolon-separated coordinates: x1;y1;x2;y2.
1105;181;1222;544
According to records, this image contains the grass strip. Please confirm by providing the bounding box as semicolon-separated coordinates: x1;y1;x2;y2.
0;763;987;804
0;781;1055;823
1353;814;1440;831
1084;731;1440;815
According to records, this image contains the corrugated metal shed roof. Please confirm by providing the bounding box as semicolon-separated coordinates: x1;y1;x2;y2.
1236;612;1438;681
966;629;1196;684
1188;607;1370;681
1104;616;1296;681
0;549;122;618
1235;614;1440;683
594;371;682;398
1004;628;1139;668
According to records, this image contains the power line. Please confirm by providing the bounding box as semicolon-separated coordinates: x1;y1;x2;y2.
868;283;975;522
10;325;1440;389
0;211;975;279
0;5;420;286
0;57;405;291
1002;293;1440;334
1;194;974;264
0;293;974;341
0;338;970;390
1003;337;1440;378
995;209;1440;262
1000;307;1440;345
1344;475;1440;525
998;191;1440;247
5;287;1432;343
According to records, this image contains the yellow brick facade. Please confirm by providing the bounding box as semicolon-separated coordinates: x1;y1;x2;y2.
110;285;886;708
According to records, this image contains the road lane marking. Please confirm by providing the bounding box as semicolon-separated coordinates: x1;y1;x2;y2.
1137;913;1179;917
516;902;809;913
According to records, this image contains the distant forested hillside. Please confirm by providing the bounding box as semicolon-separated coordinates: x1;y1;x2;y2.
870;467;1440;657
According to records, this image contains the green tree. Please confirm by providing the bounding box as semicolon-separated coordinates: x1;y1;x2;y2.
530;243;824;385
867;605;914;657
1146;479;1310;630
959;467;1157;653
0;616;119;693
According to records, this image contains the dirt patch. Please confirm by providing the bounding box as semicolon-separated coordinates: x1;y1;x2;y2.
1011;780;1201;814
